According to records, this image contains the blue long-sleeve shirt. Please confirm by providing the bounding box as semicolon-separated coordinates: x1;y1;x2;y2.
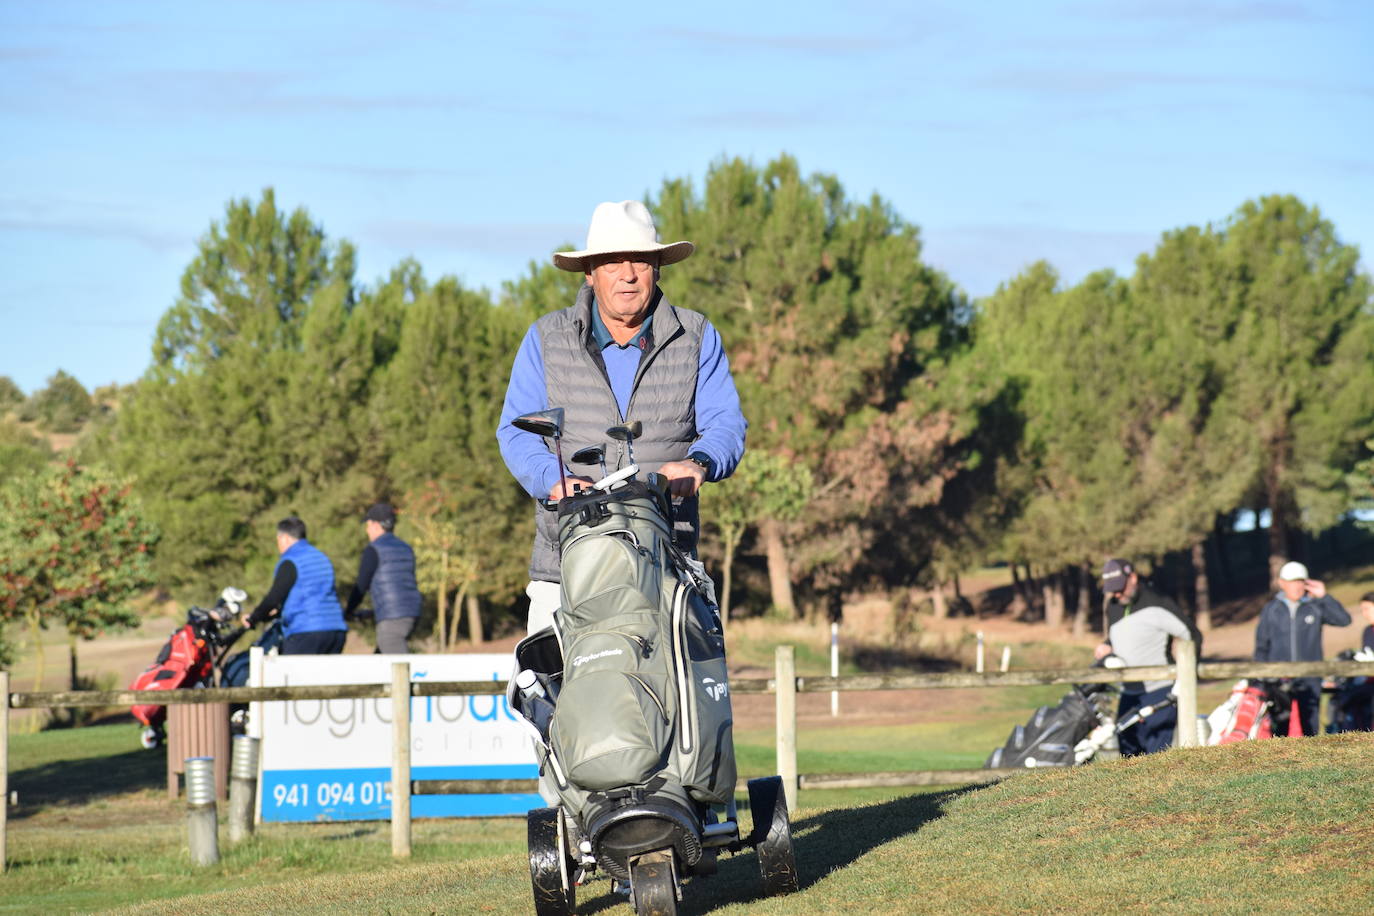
497;300;746;499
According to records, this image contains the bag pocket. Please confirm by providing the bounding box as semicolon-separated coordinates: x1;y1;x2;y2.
551;670;671;790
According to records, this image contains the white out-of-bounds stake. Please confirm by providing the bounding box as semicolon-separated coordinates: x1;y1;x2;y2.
976;631;985;674
830;621;839;717
1000;646;1011;673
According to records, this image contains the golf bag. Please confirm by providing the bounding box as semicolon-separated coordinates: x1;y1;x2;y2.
985;685;1106;768
1205;679;1299;744
510;476;736;880
129;587;248;748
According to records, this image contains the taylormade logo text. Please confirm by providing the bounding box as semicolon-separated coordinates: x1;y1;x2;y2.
573;648;625;667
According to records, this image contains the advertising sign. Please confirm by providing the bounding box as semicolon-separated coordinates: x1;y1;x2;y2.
254;654;540;822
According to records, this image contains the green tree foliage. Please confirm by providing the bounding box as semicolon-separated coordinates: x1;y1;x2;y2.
20;370;94;433
0;461;158;689
700;449;813;620
111;189;374;598
652;155;971;612
376;270;533;618
0;375;24;413
0;417;53;483
1208;196;1374;573
970;196;1372;624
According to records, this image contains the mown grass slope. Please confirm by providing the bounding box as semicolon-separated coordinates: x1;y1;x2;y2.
9;731;1366;915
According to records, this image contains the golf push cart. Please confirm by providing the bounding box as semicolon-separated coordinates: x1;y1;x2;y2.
508;409;798;916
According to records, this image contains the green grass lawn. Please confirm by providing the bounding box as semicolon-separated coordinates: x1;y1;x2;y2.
9;721;1374;914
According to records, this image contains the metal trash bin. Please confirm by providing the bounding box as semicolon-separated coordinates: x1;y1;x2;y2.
166;702;230;800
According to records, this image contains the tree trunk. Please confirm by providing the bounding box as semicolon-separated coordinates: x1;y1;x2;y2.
720;531;739;627
1043;571;1064;629
436;550;449;652
1009;564;1029;618
1191;539;1213;632
451;583;468;648
1211;516;1233;602
760;518;795;616
1072;564;1091;637
1266;468;1295;583
29;606;46;693
69;631;80;691
465;592;482;646
931;580;948;619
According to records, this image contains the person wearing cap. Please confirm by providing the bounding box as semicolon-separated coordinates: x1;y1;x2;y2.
1094;558;1201;755
239;516;349;654
497;200;747;633
1253;561;1350;736
344;503;423;653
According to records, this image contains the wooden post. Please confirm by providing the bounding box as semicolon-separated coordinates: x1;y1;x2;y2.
2;670;8;874
391;661;411;858
829;622;839;717
1174;639;1198;748
775;646;798;816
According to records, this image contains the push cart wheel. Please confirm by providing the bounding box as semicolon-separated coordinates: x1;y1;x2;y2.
748;775;799;896
527;807;576;916
630;854;678;916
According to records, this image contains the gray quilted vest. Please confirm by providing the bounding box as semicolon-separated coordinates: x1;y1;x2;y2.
527;285;705;582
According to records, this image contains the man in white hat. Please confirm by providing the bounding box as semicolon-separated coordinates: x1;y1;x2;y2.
497;200;747;632
1253;560;1350;735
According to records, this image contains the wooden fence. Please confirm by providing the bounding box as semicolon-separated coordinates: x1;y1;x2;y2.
4;652;1372;871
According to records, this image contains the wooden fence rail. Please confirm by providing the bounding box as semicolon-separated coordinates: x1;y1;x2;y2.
4;653;1371;870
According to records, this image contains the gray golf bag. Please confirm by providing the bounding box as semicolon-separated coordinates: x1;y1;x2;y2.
510;471;796;916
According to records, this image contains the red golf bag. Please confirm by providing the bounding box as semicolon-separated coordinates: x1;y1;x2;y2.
129;589;247;748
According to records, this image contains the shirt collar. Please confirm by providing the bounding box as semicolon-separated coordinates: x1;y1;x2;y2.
590;298;655;351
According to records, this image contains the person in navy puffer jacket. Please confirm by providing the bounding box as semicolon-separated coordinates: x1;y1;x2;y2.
1253;560;1350;736
240;516;349;655
344;503;422;653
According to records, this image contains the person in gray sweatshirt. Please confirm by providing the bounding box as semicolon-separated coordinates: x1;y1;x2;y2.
1095;558;1201;755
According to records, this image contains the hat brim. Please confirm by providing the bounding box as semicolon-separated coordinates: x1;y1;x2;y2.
552;240;694;272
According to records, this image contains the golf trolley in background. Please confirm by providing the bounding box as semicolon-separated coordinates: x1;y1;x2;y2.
985;658;1180;768
508;409;798;916
129;587;284;748
129;587;251;749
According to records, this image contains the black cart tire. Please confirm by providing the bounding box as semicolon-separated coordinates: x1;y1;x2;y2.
748;775;799;896
527;807;576;916
630;856;677;916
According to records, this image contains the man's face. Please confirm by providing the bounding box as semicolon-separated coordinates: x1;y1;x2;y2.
1359;600;1374;626
586;253;657;327
1279;578;1308;601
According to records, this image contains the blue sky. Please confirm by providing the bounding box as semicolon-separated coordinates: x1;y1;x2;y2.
3;0;1371;394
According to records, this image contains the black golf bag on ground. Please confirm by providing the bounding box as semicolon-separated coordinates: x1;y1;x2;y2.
509;463;797;916
985;685;1109;768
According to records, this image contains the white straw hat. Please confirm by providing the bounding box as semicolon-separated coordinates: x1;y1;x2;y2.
552;200;694;272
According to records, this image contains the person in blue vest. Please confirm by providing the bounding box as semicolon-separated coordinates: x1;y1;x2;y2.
497;200;747;634
239;516;349;655
343;502;422;653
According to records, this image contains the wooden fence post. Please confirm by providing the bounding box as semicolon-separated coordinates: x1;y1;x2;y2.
391;661;411;858
775;646;798;815
2;670;8;874
1175;639;1198;748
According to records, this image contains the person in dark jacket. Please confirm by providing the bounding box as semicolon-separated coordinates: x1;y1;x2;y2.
1094;558;1201;755
1253;560;1350;736
344;503;422;653
239;516;349;655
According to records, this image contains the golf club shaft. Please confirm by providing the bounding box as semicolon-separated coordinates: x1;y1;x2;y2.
553;436;568;498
